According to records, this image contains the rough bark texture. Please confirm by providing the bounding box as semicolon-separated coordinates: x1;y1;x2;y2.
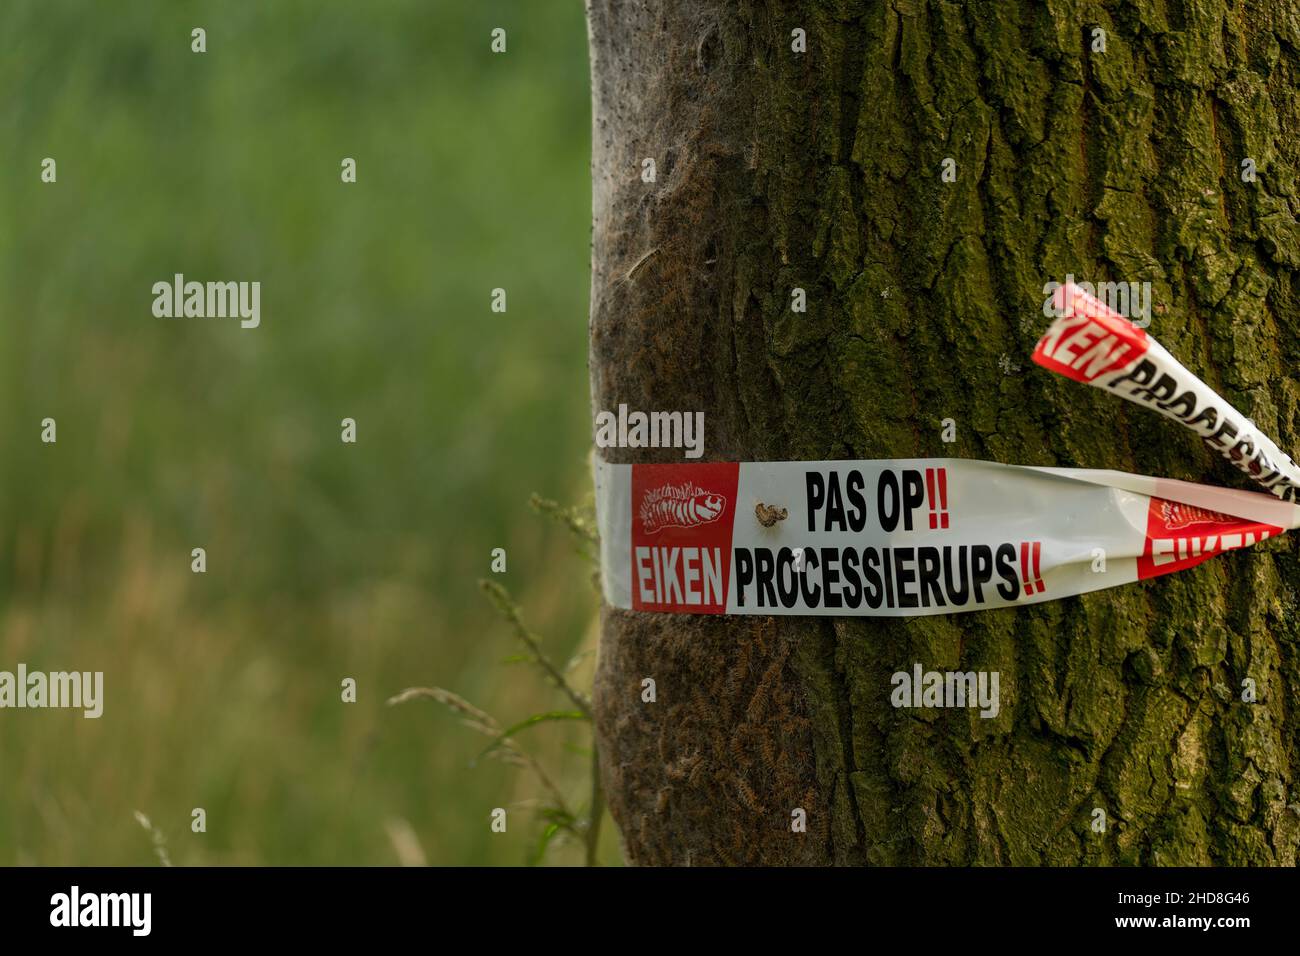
587;0;1300;865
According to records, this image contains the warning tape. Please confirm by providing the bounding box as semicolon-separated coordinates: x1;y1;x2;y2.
1034;283;1300;501
594;285;1298;616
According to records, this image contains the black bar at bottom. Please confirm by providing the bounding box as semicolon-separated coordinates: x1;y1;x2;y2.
0;865;1286;942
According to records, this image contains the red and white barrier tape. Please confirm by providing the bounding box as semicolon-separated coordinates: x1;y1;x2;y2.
593;285;1297;616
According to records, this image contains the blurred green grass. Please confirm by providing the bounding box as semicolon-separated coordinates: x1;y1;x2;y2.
0;0;612;865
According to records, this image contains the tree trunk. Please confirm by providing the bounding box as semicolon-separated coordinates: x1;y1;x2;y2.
586;0;1300;865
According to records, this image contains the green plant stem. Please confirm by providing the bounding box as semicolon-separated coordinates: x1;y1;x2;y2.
480;579;593;719
585;739;605;866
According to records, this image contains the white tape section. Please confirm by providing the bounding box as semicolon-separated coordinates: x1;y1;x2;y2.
593;458;1298;617
1034;283;1300;500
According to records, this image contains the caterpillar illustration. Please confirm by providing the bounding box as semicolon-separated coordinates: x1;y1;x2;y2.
1159;500;1234;531
639;482;727;534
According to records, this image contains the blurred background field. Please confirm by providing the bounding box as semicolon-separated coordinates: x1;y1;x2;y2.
0;0;614;865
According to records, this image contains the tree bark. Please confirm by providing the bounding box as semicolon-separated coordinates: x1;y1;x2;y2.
586;0;1300;865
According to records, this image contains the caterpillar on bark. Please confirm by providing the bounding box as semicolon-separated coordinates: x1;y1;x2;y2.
640;482;726;534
